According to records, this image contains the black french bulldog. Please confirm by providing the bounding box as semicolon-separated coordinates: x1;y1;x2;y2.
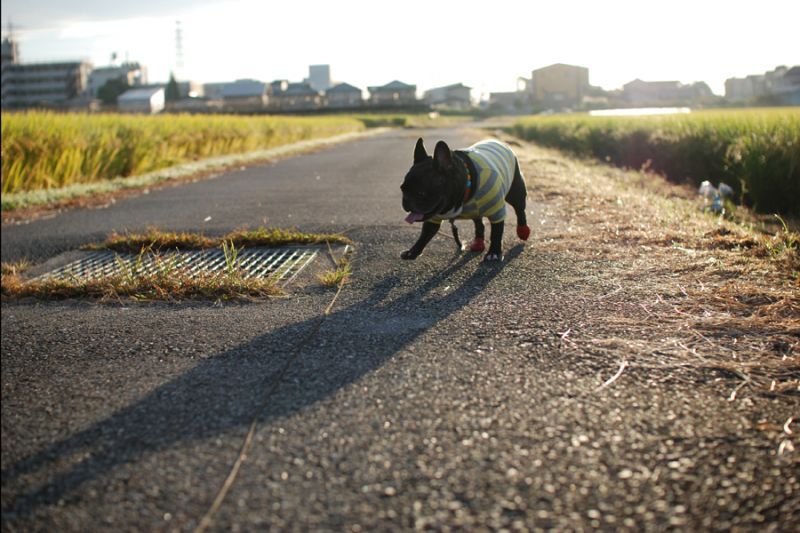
401;138;530;262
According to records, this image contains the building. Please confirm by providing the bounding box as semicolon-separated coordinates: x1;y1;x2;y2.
1;35;18;65
269;82;322;111
367;80;417;106
488;91;529;114
268;79;289;95
623;79;682;104
306;64;331;92
725;65;800;104
772;66;800;105
176;80;203;99
1;36;19;106
221;79;267;110
529;63;589;108
118;87;165;114
202;82;227;100
2;59;91;108
1;35;92;109
725;76;761;101
423;83;472;109
87;62;147;97
325;82;363;109
624;79;713;105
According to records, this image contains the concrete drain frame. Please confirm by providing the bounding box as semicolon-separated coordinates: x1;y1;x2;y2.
34;245;337;286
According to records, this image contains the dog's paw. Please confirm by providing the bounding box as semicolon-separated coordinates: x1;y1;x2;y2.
467;237;486;253
400;250;419;260
483;252;503;262
516;225;531;241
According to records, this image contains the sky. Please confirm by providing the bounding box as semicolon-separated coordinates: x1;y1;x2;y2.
3;0;799;98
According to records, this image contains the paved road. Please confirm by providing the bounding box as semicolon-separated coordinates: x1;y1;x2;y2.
2;126;796;531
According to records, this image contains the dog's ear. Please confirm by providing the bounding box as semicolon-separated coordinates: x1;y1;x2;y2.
433;141;453;172
414;138;428;163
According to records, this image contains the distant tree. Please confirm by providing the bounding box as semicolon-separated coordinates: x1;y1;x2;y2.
97;76;129;106
165;72;180;102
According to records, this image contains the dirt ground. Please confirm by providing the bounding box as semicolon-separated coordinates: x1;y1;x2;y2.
505;131;798;439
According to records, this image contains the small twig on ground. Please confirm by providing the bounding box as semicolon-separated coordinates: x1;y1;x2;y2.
728;373;752;401
594;360;629;393
558;328;579;349
598;283;623;300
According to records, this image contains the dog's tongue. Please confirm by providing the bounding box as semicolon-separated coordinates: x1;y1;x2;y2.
405;212;424;224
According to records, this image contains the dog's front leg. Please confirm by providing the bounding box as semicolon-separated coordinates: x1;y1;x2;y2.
401;221;440;260
484;221;504;261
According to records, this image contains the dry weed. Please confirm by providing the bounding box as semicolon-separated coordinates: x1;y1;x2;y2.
510;137;799;399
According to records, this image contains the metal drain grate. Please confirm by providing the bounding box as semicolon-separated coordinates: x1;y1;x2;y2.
37;246;320;284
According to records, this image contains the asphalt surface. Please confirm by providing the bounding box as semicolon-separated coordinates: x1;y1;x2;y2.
2;126;797;531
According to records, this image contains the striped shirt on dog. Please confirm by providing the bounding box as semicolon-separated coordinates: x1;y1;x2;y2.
431;139;517;225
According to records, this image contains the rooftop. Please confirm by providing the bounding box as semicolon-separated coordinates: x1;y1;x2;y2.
368;80;416;92
326;82;361;94
118;87;163;101
222;80;266;98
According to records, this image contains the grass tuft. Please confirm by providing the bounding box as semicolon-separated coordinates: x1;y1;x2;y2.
83;226;352;254
318;259;352;288
1;259;31;277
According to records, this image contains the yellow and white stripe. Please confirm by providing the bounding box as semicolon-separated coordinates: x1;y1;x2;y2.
432;140;517;225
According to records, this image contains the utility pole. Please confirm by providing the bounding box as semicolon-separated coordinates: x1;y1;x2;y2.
175;20;184;76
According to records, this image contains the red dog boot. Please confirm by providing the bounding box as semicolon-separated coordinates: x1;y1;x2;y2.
516;225;531;241
468;237;486;252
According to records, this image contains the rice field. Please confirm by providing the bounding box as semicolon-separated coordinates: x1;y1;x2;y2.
509;108;800;215
1;111;366;195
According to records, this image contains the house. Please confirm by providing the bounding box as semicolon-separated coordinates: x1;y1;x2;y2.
268;79;289;95
221;79;267;110
423;83;472;109
773;66;800;105
118;87;165;114
176;80;203;99
624;79;713;104
269;82;321;111
623;79;682;104
367;80;417;107
202;82;227;100
488;91;529;114
726;65;800;104
725;76;761;101
325;82;363;109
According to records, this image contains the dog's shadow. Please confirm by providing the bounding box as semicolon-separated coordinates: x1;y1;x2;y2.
2;244;524;521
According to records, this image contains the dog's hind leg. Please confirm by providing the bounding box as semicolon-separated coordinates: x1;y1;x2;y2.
507;161;530;240
468;218;486;252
